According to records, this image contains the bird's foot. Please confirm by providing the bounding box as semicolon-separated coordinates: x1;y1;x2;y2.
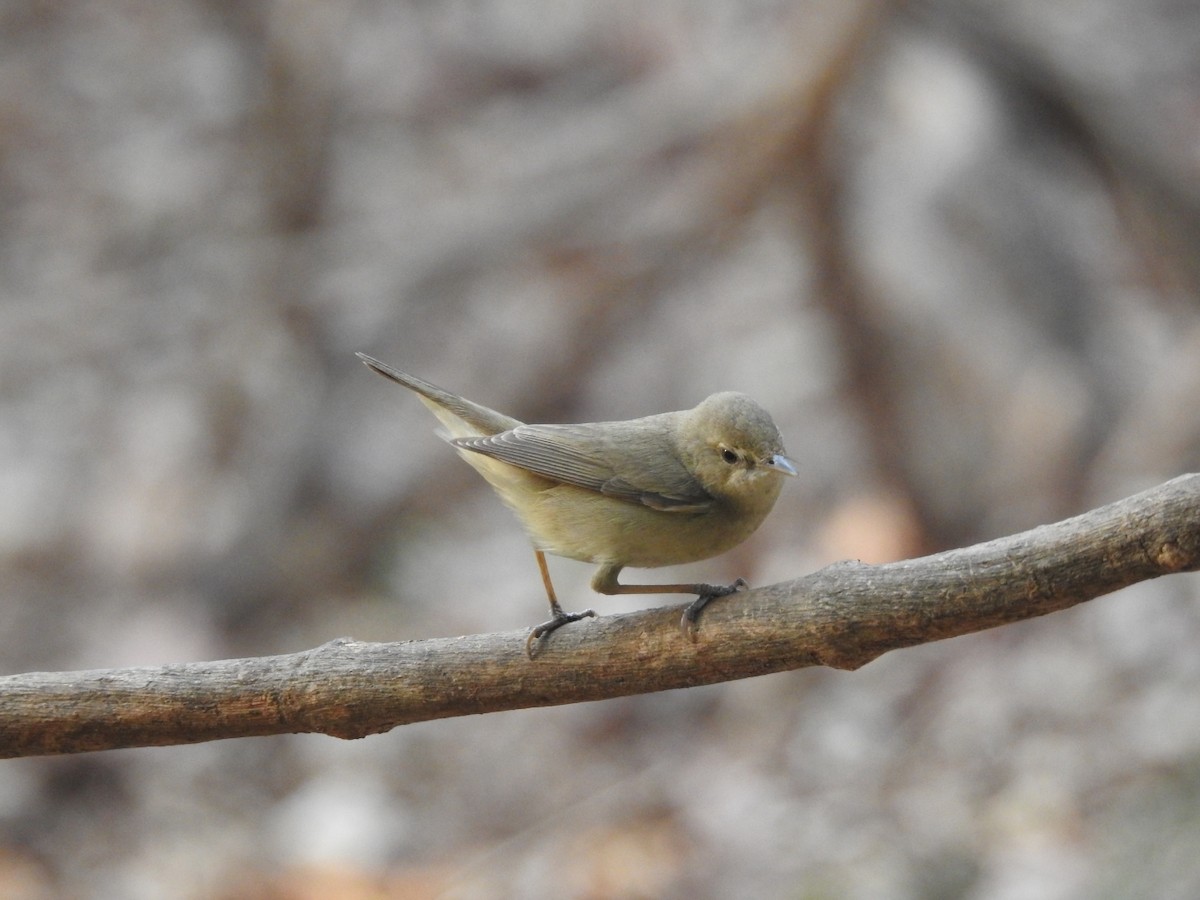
681;578;748;642
526;608;596;658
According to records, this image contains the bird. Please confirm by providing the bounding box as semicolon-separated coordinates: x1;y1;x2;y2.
357;353;796;656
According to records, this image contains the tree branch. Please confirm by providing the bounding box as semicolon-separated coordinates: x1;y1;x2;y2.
3;475;1198;758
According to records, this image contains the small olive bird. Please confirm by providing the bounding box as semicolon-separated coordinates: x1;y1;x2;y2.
358;353;796;655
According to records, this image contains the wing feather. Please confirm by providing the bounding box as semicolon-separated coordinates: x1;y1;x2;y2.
450;421;713;513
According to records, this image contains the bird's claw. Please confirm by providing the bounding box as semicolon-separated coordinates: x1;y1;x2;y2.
526;608;596;658
680;578;748;642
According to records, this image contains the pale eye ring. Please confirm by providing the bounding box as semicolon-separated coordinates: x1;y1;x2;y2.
721;448;739;464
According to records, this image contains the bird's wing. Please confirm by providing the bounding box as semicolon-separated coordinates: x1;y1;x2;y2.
451;421;715;513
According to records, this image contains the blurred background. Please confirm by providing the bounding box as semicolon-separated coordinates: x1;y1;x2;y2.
2;1;1199;897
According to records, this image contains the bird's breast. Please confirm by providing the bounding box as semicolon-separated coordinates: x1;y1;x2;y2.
521;485;771;569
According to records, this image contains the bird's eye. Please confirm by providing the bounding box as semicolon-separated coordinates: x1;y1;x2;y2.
721;448;739;464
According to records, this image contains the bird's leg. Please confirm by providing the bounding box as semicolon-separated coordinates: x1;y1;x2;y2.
590;564;749;642
679;578;747;641
526;550;595;658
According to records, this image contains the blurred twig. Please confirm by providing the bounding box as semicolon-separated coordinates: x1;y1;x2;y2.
0;474;1197;758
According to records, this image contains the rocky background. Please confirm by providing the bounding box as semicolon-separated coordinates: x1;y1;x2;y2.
2;2;1199;898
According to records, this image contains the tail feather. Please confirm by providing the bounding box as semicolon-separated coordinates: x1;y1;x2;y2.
356;353;523;437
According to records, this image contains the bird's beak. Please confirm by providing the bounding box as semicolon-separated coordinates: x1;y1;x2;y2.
767;453;798;477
